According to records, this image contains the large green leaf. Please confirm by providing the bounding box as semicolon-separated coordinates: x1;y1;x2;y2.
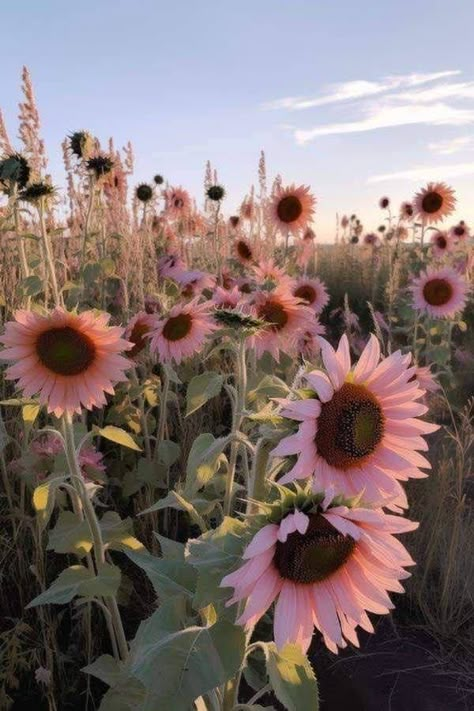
123;548;196;599
186;372;224;416
140;490;209;531
100;511;144;552
186;517;248;611
27;563;121;608
47;511;93;557
131;616;246;708
185;433;227;496
82;654;124;687
265;643;319;711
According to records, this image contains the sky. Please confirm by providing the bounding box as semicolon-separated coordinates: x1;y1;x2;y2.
1;0;474;240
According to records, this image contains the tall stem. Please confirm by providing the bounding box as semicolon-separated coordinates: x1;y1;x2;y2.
38;199;61;307
224;338;247;517
82;173;96;262
61;414;128;660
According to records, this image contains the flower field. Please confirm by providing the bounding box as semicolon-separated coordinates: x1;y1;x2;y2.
0;68;473;711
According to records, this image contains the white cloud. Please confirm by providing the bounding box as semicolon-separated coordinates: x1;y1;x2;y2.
367;161;474;183
262;70;461;111
392;82;474;104
428;135;474;155
295;102;474;144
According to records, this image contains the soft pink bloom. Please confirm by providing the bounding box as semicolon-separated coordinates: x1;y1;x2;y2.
234;238;256;266
212;285;241;309
292;277;329;315
149;298;218;364
176;269;216;298
157;254;187;281
79;445;106;479
269;184;316;235
252;259;291;287
164;186;191;220
0;308;131;417
413;182;456;225
400;202;414;220
296;320;326;360
272;335;439;511
363;232;379;247
125;311;158;359
410;267;469;319
430;230;453;259
412;366;440;394
31;434;63;458
449;221;470;242
247;288;315;361
222;495;418;653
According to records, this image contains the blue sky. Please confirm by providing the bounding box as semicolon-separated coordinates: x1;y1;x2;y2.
2;0;474;238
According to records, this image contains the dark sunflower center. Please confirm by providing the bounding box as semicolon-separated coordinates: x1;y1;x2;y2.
174;197;184;209
454;225;465;237
36;326;96;376
162;313;192;341
277;195;303;224
237;240;252;260
274;513;355;584
421;191;443;214
422;278;453;306
258;301;288;330
129;322;150;357
315;382;385;470
294;284;316;304
436;235;447;249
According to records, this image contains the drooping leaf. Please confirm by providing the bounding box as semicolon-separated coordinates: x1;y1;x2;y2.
96;425;142;451
185;433;227;496
186;372;224;416
47;511;93;557
27;563;121;608
265;643;319;711
131;617;246;708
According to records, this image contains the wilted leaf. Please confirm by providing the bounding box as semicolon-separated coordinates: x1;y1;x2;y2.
96;425;142;451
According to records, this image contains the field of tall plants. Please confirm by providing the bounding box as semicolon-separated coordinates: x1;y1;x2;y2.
0;68;472;711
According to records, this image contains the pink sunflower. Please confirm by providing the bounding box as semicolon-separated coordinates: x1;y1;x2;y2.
149;299;218;364
247;288;315;361
212;285;242;309
125;311;158;359
252;259;291;287
177;270;216;298
222;490;418;653
400;202;414;220
272;335;439;511
157;253;187;281
410;267;469;319
430;230;453;259
234;238;255;266
449;221;470;242
164;186;191;220
0;308;131;417
413;182;456;225
269;184;316;235
292;277;329;315
296;320;326;360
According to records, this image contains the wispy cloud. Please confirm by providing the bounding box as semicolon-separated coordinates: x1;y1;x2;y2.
428;135;474;155
295;102;474;144
262;71;461;111
367;162;474;183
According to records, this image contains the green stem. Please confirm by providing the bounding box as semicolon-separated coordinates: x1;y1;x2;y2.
223;338;247;517
38;198;61;307
62;414;128;660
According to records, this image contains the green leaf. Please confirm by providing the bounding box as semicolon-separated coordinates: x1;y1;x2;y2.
265;643;319;711
186;372;224;416
27;563;121;608
185;433;227;497
156;439;180;467
82;654;124;687
140;490;208;532
96;425;142;451
187;517;248;611
123;548;197;598
154;533;186;561
131;617;245;708
22;402;40;424
47;511;93;557
100;511;145;552
21;274;43;296
32;479;62;531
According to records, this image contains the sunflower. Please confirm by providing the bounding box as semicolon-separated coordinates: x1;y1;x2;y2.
413;182;456;224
